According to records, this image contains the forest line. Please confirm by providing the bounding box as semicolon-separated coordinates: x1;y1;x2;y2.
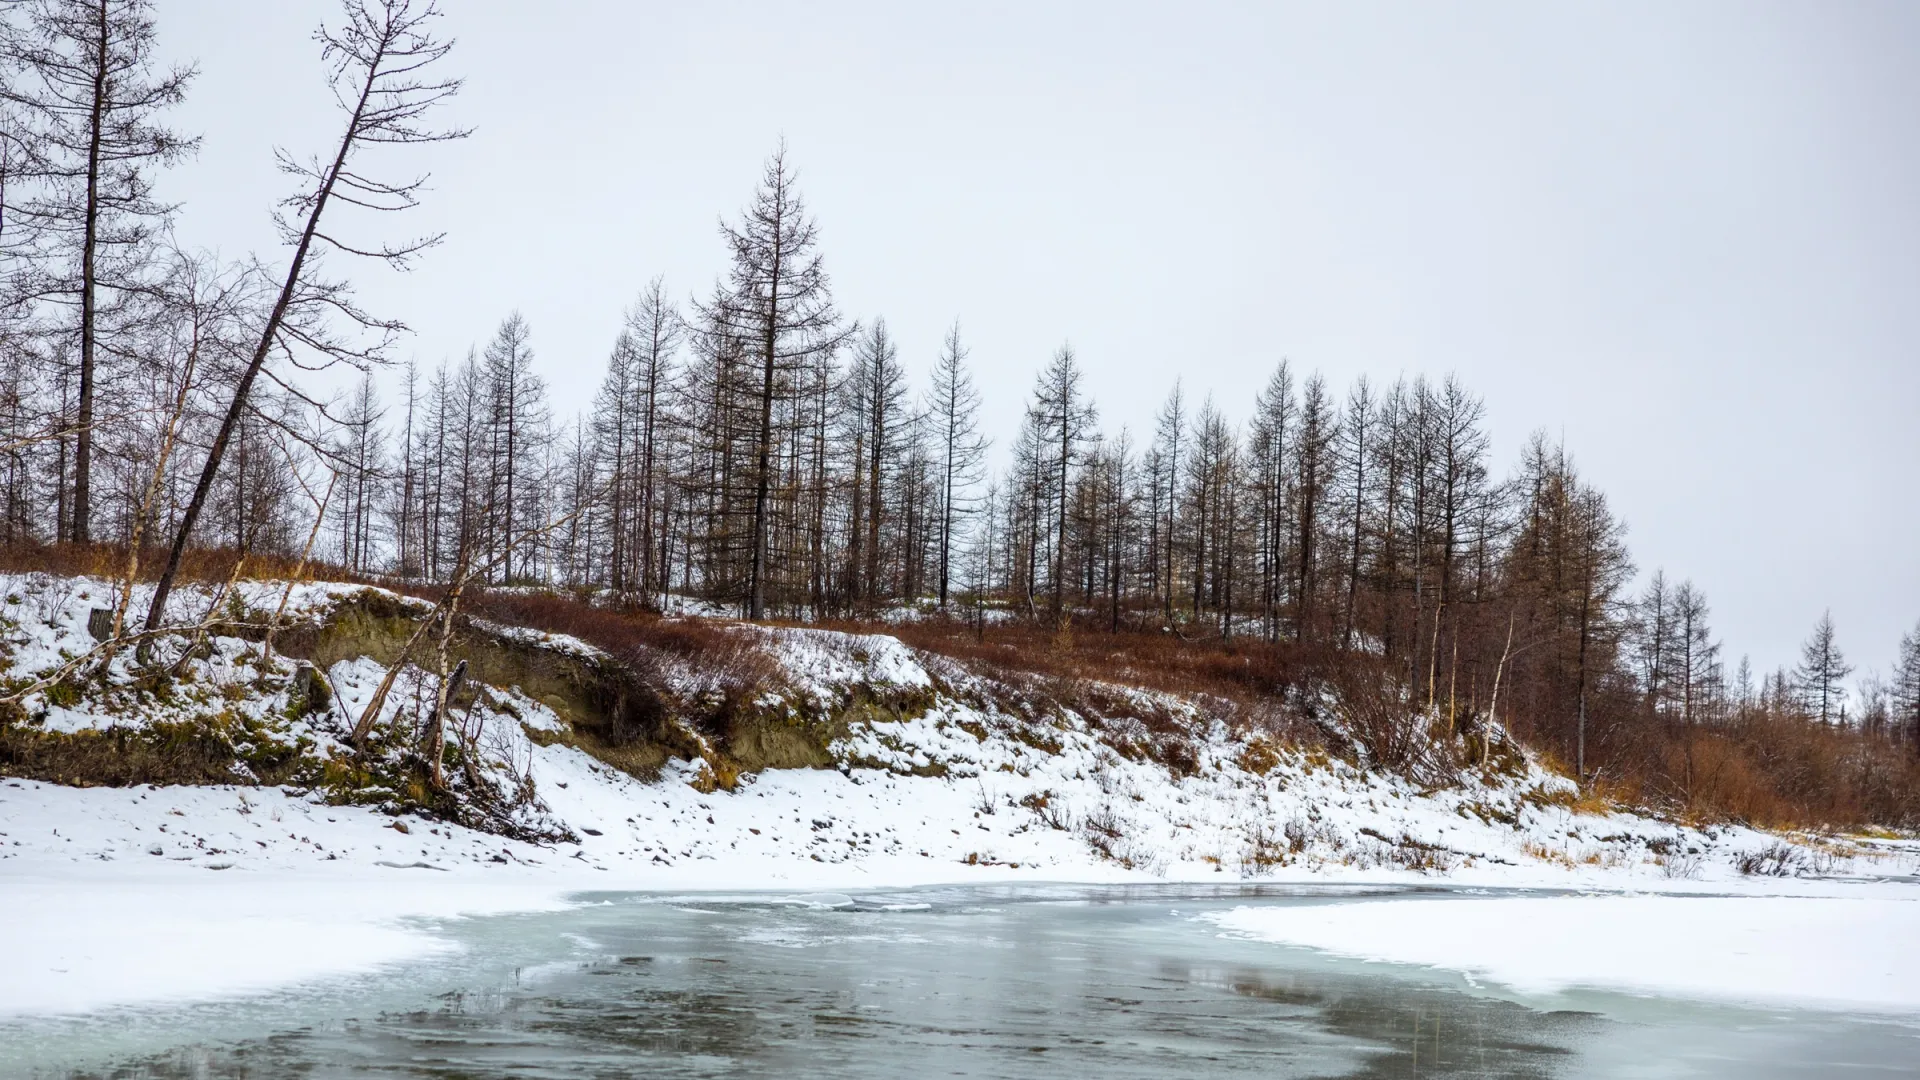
2;0;1916;824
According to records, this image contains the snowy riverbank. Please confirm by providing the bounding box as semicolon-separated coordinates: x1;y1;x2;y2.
3;573;1917;1019
6;772;1918;1019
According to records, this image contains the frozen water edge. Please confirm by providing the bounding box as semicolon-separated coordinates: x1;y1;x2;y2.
1205;893;1920;1015
3;772;1916;1019
0;873;570;1016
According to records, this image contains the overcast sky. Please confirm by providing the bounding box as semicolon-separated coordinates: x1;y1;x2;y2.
151;1;1918;682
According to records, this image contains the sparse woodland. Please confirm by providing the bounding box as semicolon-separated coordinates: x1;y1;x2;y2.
2;0;1916;829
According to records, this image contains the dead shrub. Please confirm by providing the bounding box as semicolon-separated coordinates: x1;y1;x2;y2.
1238;737;1284;776
1657;853;1703;880
1326;664;1434;774
1019;790;1074;831
1736;842;1809;877
1238;823;1290;874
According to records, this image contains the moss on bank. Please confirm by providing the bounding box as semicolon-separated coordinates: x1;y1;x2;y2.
0;710;309;788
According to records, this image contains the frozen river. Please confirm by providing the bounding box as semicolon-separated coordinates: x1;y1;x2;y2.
3;884;1915;1078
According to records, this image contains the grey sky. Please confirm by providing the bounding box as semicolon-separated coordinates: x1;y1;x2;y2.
153;1;1918;682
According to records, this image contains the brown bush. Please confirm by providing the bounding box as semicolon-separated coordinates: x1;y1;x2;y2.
859;611;1323;724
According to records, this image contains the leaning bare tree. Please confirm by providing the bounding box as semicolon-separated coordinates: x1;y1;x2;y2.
142;0;465;634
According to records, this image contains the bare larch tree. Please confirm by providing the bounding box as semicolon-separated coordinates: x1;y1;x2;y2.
142;0;465;633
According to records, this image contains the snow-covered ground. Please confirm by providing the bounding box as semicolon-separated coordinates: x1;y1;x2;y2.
1207;892;1920;1014
2;572;1916;1020
3;872;568;1016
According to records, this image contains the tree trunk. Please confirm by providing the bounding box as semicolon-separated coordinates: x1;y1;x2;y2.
747;284;778;620
71;0;110;545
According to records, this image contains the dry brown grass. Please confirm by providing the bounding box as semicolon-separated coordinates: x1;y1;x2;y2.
0;541;380;590
450;591;757;696
864;614;1310;705
1682;723;1920;830
813;612;1333;754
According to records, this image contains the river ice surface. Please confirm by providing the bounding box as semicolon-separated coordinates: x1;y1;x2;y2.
1;884;1915;1079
